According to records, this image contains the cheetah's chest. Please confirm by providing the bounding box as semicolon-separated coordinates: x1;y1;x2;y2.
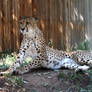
24;42;38;59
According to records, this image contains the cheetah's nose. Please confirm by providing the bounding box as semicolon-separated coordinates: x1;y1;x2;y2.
21;28;25;31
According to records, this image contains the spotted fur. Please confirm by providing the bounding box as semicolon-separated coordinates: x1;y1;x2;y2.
0;16;92;75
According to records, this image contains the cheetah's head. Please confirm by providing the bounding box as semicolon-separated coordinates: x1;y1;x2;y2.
19;16;39;36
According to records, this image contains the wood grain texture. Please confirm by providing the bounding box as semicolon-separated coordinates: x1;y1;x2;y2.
0;0;90;52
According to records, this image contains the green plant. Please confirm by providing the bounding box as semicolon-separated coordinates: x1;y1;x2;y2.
0;53;16;70
3;73;24;86
70;40;90;51
9;76;24;86
0;52;32;70
57;71;83;82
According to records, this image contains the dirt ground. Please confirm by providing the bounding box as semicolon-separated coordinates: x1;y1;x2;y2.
0;68;92;92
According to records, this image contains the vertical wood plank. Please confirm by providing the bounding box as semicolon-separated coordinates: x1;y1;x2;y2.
58;0;66;50
10;0;14;51
49;0;55;48
2;0;11;51
12;0;16;51
0;0;3;52
53;0;58;48
32;0;40;17
7;0;12;51
13;0;20;51
64;0;72;51
38;0;49;44
25;0;32;16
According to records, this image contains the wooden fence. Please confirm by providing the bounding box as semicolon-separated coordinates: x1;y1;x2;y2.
0;0;92;52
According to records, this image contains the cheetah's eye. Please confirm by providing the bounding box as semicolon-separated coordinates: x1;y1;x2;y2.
26;22;30;24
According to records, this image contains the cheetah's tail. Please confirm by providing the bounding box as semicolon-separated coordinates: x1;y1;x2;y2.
75;65;90;72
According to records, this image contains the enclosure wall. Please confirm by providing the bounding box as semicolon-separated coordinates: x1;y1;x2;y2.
0;0;91;52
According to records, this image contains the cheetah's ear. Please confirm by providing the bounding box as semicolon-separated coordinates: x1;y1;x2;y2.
34;17;40;22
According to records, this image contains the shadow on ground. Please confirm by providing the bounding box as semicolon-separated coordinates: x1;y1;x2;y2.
0;68;92;92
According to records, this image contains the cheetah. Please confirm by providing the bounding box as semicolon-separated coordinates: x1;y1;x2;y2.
0;16;92;75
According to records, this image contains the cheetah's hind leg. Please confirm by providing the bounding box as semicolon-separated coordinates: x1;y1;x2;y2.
60;58;90;72
9;58;42;75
